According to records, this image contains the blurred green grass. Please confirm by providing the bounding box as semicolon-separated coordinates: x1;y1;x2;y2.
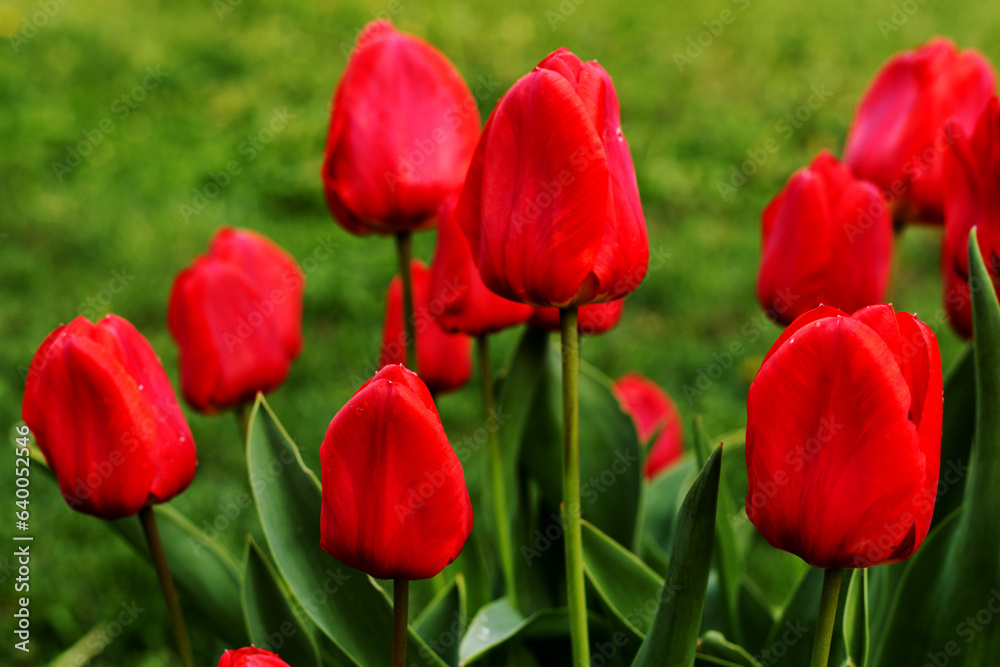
0;0;992;663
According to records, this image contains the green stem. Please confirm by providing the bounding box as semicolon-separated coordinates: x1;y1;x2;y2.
560;307;589;667
477;334;518;609
138;506;194;667
395;231;417;372
392;579;409;667
809;568;844;667
236;403;250;446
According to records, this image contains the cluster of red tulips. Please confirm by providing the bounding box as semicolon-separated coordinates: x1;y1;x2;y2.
20;23;1000;667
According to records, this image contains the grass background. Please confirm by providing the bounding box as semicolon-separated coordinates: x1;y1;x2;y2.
0;0;993;663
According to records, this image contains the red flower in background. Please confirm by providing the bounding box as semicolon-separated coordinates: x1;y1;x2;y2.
22;315;197;520
322;20;481;235
320;365;473;580
746;304;943;569
844;38;995;224
168;227;304;413
218;647;290;667
457;47;648;307
380;259;473;394
528;299;625;336
428;195;533;336
941;97;1000;339
757;151;893;325
613;372;684;479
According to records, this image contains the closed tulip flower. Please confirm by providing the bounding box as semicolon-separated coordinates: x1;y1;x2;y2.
941;97;1000;339
168;227;304;413
380;259;473;394
322;19;480;234
844;38;995;224
528;299;625;336
757;151;893;325
218;647;290;667
320;365;473;580
428;195;533;335
456;47;648;307
22;315;197;520
746;304;943;569
613;372;684;480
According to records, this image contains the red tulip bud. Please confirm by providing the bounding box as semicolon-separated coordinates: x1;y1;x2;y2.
379;259;473;394
845;37;995;224
168;227;304;413
746;304;943;569
320;365;473;580
457;47;649;307
322;20;481;234
428;195;533;336
757;151;893;325
22;315;197;520
941;97;1000;339
613;372;684;480
218;647;290;667
527;299;625;336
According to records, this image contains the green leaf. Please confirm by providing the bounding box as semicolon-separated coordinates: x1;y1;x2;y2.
458;599;568;665
842;569;869;667
693;418;742;643
242;537;321;667
520;348;642;548
247;394;446;667
873;230;1000;665
581;519;664;637
413;575;466;666
695;631;763;666
932;345;975;528
632;444;722;667
641;457;696;560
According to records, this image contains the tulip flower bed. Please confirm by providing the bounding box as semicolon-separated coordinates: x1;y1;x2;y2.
5;2;1000;667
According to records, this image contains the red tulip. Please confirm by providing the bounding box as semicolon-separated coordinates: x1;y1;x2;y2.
941;97;1000;339
379;259;473;394
168;227;304;413
844;38;995;224
320;365;473;580
456;47;648;308
612;372;684;480
527;299;625;336
746;304;943;569
757;151;893;325
322;19;481;235
22;315;197;520
218;647;290;667
428;194;533;336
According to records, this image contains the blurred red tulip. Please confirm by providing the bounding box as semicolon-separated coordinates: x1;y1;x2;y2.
168;228;304;413
322;19;480;235
456;47;648;307
613;372;684;479
941;97;1000;339
746;304;943;569
380;259;473;394
757;151;893;325
844;38;995;224
527;299;625;336
218;647;290;667
320;365;473;580
22;315;197;520
428;195;533;336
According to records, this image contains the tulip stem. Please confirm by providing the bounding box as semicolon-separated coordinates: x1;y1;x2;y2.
392;579;409;667
395;231;418;372
809;568;844;667
138;506;194;667
477;334;518;609
560;307;589;667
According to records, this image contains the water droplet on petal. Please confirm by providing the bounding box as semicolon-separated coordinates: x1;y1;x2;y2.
137;384;144;391
789;338;795;343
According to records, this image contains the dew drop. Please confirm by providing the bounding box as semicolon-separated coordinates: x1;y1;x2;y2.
789;338;795;343
137;384;144;391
